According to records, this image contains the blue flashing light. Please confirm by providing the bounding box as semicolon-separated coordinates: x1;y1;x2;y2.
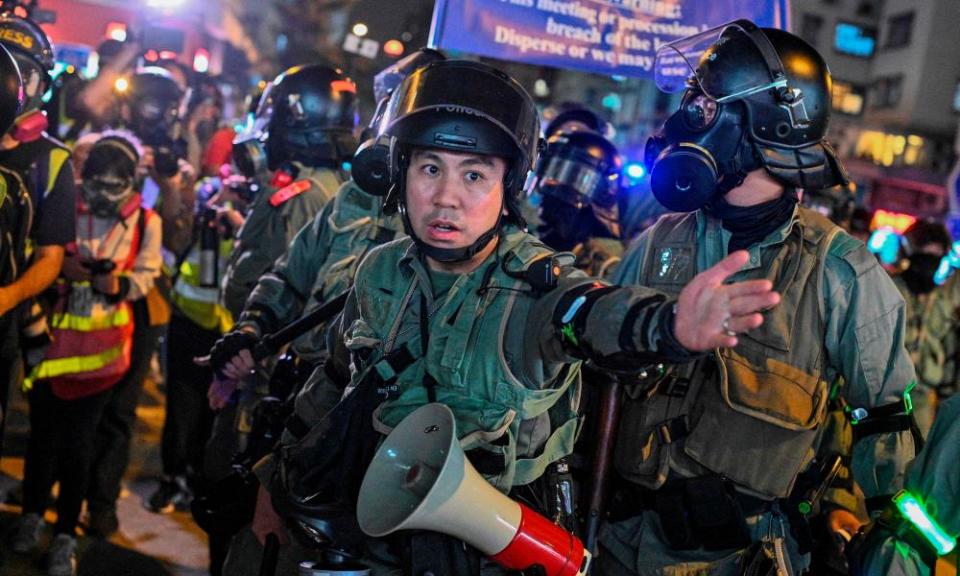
601;92;622;111
341;161;353;173
625;163;646;180
866;228;901;266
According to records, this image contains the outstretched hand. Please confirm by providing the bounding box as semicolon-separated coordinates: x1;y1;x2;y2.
674;250;780;351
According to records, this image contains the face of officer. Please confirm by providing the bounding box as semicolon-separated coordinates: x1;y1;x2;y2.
405;148;508;273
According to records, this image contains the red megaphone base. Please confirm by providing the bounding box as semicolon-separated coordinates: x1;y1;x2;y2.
491;502;589;576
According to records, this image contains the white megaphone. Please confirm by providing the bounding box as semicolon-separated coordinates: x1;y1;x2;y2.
357;403;590;576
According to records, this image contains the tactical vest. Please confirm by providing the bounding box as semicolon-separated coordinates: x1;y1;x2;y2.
0;165;31;287
572;237;623;279
291;181;401;362
616;209;843;498
349;229;582;491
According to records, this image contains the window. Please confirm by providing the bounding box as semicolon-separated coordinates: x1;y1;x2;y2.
834;22;876;58
856;1;876;17
800;14;825;46
832;81;866;115
885;12;914;49
871;76;904;109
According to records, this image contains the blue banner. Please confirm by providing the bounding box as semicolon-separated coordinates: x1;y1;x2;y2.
429;0;790;77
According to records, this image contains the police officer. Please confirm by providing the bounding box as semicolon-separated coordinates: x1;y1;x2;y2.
246;59;779;575
847;394;960;576
220;63;358;318
0;12;76;452
207;49;436;576
210;48;442;399
532;129;624;277
604;20;917;575
893;220;953;437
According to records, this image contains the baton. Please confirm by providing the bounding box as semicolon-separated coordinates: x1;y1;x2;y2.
250;290;349;362
258;532;281;576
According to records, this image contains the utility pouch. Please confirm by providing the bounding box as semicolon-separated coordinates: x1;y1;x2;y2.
652;476;753;552
544;458;578;534
404;531;482;576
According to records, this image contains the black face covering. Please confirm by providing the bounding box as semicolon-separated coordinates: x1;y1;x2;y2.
538;193;617;251
707;189;798;253
902;253;943;295
646;94;761;213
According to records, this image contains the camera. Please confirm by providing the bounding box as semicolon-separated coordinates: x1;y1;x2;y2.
226;178;261;204
82;259;116;275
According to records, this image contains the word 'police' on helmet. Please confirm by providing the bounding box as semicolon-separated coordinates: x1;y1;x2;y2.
378;59;540;220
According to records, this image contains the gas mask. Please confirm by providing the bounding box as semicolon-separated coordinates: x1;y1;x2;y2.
644;92;760;213
646;20;849;213
81;176;134;217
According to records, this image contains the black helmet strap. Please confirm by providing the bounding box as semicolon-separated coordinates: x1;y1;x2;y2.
729;19;811;129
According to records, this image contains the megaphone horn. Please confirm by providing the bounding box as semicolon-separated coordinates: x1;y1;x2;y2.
357;403;590;576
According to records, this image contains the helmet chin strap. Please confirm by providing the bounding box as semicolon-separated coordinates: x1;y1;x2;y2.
398;194;504;264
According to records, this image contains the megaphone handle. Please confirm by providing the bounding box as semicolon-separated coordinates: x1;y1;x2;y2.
258;532;281;576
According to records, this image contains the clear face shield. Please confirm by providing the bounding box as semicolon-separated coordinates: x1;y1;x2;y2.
11;53;44;109
653;19;788;105
539;156;617;210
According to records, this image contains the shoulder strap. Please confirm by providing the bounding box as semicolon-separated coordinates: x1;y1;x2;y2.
124;208;146;271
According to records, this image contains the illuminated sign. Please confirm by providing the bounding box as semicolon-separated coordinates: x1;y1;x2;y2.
834;22;876;58
871;209;916;234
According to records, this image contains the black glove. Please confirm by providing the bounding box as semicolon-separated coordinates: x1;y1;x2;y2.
209;330;259;377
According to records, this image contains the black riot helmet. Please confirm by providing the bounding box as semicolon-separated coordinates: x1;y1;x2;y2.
232;84;269;179
0;44;23;134
256;64;359;171
534;130;622;249
377;59;540;263
0;11;53;112
645;19;847;213
544;105;613;139
125;67;184;144
353;47;446;196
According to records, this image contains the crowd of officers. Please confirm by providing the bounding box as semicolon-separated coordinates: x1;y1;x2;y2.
0;9;956;576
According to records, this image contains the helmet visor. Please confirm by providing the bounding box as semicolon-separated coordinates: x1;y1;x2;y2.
654;20;787;103
540;157;617;209
384;62;538;162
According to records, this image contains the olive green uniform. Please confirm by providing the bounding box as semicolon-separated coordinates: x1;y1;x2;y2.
221;165;342;319
235;179;402;364
854;394;960;576
892;275;953;437
600;206;917;576
256;226;704;574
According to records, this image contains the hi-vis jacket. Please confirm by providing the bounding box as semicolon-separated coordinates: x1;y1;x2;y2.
612;206;916;501
171;237;234;334
27;198;162;399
